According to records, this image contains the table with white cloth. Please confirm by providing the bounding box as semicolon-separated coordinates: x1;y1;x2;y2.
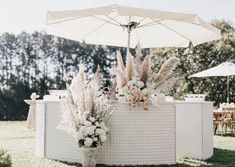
175;101;213;160
24;99;36;129
35;100;213;165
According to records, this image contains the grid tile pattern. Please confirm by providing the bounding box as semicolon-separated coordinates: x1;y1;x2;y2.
45;102;81;162
36;101;176;165
35;101;46;157
97;103;176;165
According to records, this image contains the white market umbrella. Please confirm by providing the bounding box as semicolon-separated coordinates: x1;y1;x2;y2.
189;62;235;103
45;4;221;53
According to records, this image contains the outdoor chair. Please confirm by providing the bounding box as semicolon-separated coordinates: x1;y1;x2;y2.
230;111;235;135
220;111;232;135
213;115;222;135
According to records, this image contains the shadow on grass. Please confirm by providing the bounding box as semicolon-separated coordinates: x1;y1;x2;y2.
176;148;235;167
214;127;235;137
206;148;235;167
58;148;235;167
214;133;235;137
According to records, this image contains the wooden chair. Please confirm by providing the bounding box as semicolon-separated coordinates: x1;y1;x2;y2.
230;111;235;135
213;120;221;135
213;112;223;135
220;111;232;135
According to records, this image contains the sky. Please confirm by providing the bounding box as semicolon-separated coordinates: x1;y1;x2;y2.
0;0;234;34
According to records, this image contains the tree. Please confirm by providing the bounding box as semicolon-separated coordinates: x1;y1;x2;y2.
0;31;118;120
151;20;235;105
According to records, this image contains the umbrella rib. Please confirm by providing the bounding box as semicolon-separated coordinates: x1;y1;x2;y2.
105;15;123;27
136;19;163;28
138;18;146;24
134;17;146;27
137;22;157;28
91;15;121;27
151;18;192;43
82;15;120;40
47;17;87;25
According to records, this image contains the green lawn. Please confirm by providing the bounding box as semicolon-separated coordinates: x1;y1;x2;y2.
0;121;235;167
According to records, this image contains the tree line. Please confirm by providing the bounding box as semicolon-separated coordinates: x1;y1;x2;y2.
0;32;123;120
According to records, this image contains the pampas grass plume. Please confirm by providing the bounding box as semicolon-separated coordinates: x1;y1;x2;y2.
125;52;135;80
154;56;179;85
140;55;151;84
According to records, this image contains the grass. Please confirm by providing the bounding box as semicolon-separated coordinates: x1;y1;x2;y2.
0;121;235;167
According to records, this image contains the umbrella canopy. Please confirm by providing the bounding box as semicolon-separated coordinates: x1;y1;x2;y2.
189;62;235;103
45;4;221;49
189;62;235;77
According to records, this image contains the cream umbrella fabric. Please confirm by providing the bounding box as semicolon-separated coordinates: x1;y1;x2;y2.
189;62;235;77
189;62;235;102
45;4;221;49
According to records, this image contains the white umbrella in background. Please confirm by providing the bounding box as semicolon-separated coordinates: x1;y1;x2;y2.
45;4;221;53
189;62;235;103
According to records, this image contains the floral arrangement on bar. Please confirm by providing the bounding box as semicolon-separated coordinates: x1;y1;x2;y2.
112;45;180;110
58;65;115;150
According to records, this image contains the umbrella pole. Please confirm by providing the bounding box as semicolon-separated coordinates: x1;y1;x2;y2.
227;76;230;103
126;16;131;56
127;27;131;55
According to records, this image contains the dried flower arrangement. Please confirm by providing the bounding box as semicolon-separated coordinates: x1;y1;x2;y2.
112;45;180;110
58;65;115;149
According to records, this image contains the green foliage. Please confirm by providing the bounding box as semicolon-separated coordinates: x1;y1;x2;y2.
151;20;235;105
0;82;33;120
0;32;122;120
0;149;12;167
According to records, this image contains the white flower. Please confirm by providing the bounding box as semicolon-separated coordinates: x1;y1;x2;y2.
100;135;107;142
75;131;84;140
96;128;105;135
86;126;96;135
90;117;96;122
132;77;137;84
137;81;144;88
93;137;98;142
83;131;88;137
79;126;86;133
127;80;134;87
80;126;88;136
141;88;149;96
100;122;109;132
84;137;93;147
84;120;92;127
95;122;101;127
122;86;128;91
118;87;126;96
